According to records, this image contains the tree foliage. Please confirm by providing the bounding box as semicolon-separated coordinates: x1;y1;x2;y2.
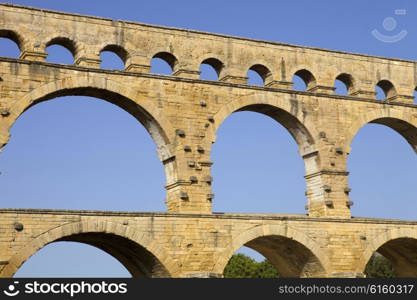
223;254;279;278
224;252;395;278
365;253;395;278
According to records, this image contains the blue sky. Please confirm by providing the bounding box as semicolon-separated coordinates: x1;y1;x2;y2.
1;0;416;276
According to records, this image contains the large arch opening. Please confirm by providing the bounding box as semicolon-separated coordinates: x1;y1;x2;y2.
348;118;417;219
0;86;171;211
221;234;326;278
12;232;171;278
212;104;316;213
364;238;417;277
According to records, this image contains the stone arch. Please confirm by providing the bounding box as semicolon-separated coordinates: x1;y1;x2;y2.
200;57;225;79
376;79;397;99
240;56;274;71
345;109;417;154
293;69;317;90
360;228;417;277
4;75;177;184
0;29;23;47
0;220;179;277
335;73;356;95
211;94;321;215
151;51;179;73
0;29;24;54
45;36;78;60
212;94;319;157
212;224;330;277
287;63;319;86
100;44;130;68
247;64;272;85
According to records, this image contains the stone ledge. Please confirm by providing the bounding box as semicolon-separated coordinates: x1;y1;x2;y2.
305;170;349;179
1;208;417;225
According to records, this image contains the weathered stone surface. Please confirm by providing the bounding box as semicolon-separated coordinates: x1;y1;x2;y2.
1;4;417;278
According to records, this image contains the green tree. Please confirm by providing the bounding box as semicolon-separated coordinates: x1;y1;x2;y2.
365;253;395;278
223;253;279;278
254;259;279;278
225;252;396;278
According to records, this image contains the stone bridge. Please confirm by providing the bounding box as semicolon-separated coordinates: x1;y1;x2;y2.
0;4;417;277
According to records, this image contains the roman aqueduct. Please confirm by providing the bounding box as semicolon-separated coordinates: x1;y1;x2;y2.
1;4;417;277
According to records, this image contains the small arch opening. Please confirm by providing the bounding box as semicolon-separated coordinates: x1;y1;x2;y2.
293;69;316;91
335;79;348;95
376;80;396;100
150;52;177;75
375;85;385;100
334;73;354;95
46;37;77;64
200;58;223;80
247;70;264;85
0;30;21;58
247;64;271;86
100;45;128;70
292;74;307;90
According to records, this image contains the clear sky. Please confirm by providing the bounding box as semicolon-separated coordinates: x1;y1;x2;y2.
0;0;416;277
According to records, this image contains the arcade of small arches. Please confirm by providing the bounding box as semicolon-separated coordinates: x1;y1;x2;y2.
1;29;417;101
